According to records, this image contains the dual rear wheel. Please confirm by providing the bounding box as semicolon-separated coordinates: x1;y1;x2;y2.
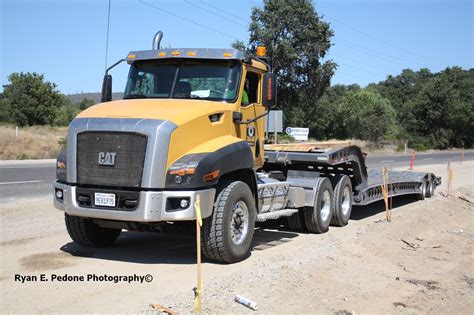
288;175;353;234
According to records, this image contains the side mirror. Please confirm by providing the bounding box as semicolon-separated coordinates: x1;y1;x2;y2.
262;72;277;108
101;74;112;103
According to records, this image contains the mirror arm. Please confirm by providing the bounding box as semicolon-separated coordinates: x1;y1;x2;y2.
238;108;270;125
105;58;126;75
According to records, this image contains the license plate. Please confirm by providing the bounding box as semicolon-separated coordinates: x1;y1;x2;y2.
94;193;116;207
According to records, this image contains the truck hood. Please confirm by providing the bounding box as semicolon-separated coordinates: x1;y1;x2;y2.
77;99;232;126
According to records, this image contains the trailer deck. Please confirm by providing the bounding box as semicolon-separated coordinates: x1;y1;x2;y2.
263;145;441;206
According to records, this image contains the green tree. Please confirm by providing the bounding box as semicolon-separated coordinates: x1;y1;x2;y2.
409;67;474;149
339;89;396;144
0;93;12;123
234;0;336;126
78;97;95;110
55;95;81;126
2;72;62;126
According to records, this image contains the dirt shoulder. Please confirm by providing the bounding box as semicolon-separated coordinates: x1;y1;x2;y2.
1;162;473;314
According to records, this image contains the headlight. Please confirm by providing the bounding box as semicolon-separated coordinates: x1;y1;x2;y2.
166;155;220;188
167;161;198;186
56;150;67;182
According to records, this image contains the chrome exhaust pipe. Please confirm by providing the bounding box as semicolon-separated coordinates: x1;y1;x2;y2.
152;31;163;50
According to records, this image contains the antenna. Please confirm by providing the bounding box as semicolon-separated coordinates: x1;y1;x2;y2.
104;0;112;72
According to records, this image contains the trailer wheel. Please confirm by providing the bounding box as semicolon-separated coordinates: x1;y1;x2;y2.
416;180;427;200
65;213;121;247
202;180;256;263
331;175;353;227
425;177;435;198
304;178;333;233
287;209;307;232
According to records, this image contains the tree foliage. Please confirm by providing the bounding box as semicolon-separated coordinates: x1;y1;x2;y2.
2;72;62;126
234;0;337;126
339;89;395;144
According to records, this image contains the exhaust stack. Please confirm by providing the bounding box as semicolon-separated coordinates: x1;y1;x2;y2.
152;31;163;50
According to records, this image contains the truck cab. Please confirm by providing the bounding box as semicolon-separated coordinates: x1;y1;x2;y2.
54;42;278;262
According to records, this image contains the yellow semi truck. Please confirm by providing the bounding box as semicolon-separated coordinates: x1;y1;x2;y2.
53;32;440;263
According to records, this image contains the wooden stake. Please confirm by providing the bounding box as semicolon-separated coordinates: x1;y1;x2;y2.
381;165;392;222
194;195;202;313
447;162;453;196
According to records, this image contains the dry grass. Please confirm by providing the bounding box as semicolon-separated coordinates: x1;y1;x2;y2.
0;125;67;160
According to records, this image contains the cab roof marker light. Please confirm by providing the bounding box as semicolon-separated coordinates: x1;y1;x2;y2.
187;51;196;56
223;52;233;57
127;54;136;59
171;51;180;56
256;46;266;57
158;52;166;57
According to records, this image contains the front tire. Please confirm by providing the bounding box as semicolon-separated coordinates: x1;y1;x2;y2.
202;181;256;263
304;178;334;233
65;213;121;247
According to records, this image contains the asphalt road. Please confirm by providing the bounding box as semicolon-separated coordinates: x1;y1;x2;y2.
0;151;472;201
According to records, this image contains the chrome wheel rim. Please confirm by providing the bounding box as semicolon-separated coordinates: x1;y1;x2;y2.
341;186;351;216
320;190;331;222
422;182;427;196
230;201;249;245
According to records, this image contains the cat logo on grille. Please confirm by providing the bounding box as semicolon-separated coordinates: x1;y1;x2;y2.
98;152;116;166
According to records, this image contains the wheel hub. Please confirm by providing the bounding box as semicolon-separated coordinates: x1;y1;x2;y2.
230;201;249;245
341;186;351;216
320;190;331;222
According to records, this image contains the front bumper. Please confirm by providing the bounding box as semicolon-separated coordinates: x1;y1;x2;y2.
53;181;215;222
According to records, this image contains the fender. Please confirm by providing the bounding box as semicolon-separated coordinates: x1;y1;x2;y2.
165;141;254;189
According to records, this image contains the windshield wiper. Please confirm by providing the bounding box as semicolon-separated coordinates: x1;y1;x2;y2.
124;94;148;99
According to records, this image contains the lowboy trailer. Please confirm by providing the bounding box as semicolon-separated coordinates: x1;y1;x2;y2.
53;32;441;263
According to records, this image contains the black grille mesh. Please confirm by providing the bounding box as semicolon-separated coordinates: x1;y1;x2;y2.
77;132;147;187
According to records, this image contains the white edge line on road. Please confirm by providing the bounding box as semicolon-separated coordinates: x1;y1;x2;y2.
381;160;395;163
423;158;434;160
0;180;43;185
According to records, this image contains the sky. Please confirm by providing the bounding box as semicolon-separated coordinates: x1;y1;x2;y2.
1;0;473;94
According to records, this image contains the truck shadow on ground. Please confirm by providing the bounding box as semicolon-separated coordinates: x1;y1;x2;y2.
60;228;299;265
59;196;419;264
350;195;419;221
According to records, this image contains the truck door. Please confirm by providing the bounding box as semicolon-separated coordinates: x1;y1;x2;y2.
239;69;266;169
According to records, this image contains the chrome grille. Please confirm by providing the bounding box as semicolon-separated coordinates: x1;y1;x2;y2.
76;132;147;187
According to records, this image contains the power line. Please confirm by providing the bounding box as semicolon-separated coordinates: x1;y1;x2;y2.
185;0;247;28
336;38;407;67
104;0;112;71
330;52;395;71
337;62;386;77
138;0;239;40
325;14;426;60
199;0;248;23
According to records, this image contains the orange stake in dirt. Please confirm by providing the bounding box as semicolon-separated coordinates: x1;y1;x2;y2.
460;148;465;164
409;150;416;170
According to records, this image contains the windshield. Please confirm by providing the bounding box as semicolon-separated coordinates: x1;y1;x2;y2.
124;60;242;102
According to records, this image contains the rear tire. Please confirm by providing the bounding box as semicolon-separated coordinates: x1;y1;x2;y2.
304;178;333;233
287;209;307;232
202;181;256;263
331;175;353;227
65;213;121;247
416;180;427;200
425;177;434;198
